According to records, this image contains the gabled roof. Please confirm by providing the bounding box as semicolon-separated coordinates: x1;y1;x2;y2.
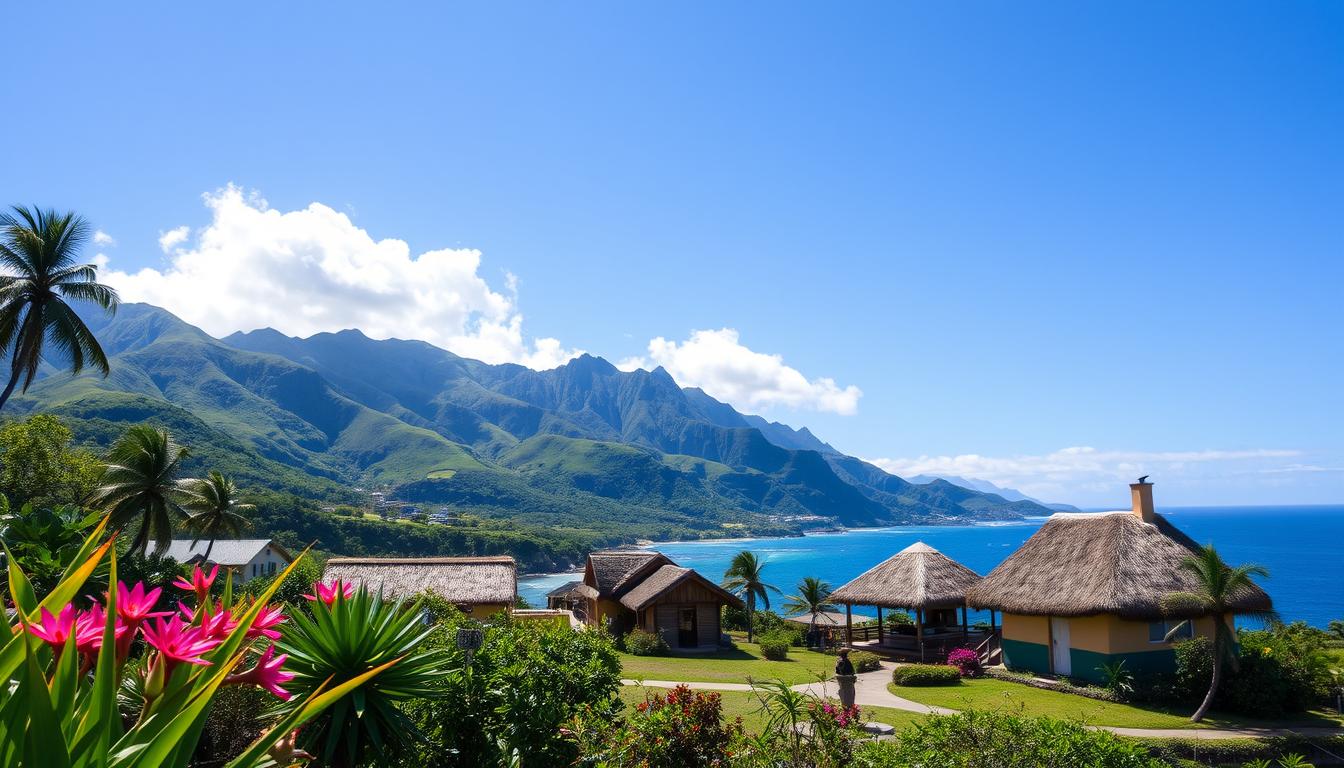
831;541;982;610
546;580;585;598
619;564;744;611
583;550;674;598
323;556;516;605
163;539;291;567
966;511;1273;620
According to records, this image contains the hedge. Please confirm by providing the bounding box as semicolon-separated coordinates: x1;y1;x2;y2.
891;664;961;686
758;631;792;661
625;629;669;657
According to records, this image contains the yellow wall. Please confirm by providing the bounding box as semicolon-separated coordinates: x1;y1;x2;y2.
465;603;510;620
1002;613;1049;644
1004;612;1229;655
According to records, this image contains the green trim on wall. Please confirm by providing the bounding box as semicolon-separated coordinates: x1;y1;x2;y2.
1071;648;1176;684
1002;638;1051;676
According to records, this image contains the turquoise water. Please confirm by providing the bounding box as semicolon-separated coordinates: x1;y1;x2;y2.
519;505;1344;627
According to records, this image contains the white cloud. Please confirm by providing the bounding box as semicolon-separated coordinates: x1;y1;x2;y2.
104;185;581;369
157;226;190;252
867;446;1302;502
93;230;116;247
621;328;862;415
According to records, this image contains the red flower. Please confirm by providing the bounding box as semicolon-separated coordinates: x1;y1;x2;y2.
173;564;219;604
227;644;295;700
141;615;223;670
302;580;355;605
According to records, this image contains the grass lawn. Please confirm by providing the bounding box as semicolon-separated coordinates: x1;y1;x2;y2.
618;686;926;734
888;678;1344;730
619;641;836;685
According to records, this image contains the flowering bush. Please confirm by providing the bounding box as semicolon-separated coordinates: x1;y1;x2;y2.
577;684;742;768
946;647;982;677
0;520;398;767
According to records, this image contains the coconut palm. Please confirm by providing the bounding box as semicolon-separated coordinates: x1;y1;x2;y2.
1162;544;1277;722
182;470;254;560
722;550;781;642
90;425;192;554
0;206;118;411
784;576;835;647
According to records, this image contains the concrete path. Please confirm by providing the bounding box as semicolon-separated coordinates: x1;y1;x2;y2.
621;662;1344;741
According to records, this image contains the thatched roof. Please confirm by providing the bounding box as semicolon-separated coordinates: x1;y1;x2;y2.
324;556;516;605
830;542;982;610
546;580;585;598
619;564;744;611
584;550;673;598
784;610;851;627
966;511;1273;620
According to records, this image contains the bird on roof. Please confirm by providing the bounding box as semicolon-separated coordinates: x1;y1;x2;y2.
1137;475;1150;484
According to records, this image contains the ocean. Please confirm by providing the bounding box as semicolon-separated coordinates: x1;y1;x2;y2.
519;505;1344;628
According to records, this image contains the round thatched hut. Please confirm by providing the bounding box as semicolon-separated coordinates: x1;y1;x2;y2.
830;541;984;660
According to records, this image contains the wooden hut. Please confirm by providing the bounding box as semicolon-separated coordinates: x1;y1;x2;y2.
575;550;743;650
323;556;517;619
830;541;984;660
966;482;1273;683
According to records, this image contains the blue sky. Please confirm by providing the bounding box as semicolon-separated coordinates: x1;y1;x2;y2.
4;3;1341;506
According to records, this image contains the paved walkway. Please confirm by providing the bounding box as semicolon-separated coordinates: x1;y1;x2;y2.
622;663;1344;741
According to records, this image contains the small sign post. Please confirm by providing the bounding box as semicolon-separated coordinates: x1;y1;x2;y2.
456;627;485;667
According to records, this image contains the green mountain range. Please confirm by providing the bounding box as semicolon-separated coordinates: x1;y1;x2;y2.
10;303;1049;569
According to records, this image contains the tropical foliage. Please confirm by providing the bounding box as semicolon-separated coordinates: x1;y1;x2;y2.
0;522;397;767
276;582;448;768
181;470;254;559
783;576;835;644
722;550;780;642
0;206;119;411
89;425;192;555
1161;544;1276;721
0;414;103;507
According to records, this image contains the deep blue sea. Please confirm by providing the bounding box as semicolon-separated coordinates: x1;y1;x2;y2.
520;506;1344;628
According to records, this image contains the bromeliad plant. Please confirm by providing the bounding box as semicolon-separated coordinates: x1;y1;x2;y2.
0;518;400;768
277;580;450;768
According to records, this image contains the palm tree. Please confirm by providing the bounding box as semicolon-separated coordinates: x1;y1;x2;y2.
784;576;836;648
182;470;254;560
1162;544;1277;722
722;550;781;642
0;206;119;411
91;426;192;555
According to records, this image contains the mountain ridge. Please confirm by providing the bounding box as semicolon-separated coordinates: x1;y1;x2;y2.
12;303;1052;564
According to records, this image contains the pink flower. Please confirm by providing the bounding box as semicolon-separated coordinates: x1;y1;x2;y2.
173;565;219;604
74;602;128;657
28;605;78;652
141;616;223;670
227;644;294;700
179;603;238;641
114;581;172;626
303;580;355;605
246;603;287;641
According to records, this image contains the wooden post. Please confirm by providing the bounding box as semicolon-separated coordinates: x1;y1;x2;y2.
961;606;968;641
916;607;925;661
877;606;884;645
845;604;853;647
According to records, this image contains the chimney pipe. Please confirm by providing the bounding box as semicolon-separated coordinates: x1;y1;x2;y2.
1130;480;1155;523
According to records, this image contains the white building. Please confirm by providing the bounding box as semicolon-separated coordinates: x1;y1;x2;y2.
163;539;295;584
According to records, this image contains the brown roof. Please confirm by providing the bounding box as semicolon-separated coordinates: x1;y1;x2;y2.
546;580;585;598
966;512;1273;620
619;564;745;611
584;550;673;598
324;556;516;605
783;610;851;627
830;541;982;610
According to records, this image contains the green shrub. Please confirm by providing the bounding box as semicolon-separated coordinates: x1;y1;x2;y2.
576;684;741;767
759;631;792;660
626;628;670;656
850;650;882;673
891;664;962;686
856;710;1165;767
1174;624;1332;717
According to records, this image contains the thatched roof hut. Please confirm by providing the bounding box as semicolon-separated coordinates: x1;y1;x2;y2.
584;551;673;598
618;565;743;612
966;511;1273;620
831;541;982;609
324;556;517;607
